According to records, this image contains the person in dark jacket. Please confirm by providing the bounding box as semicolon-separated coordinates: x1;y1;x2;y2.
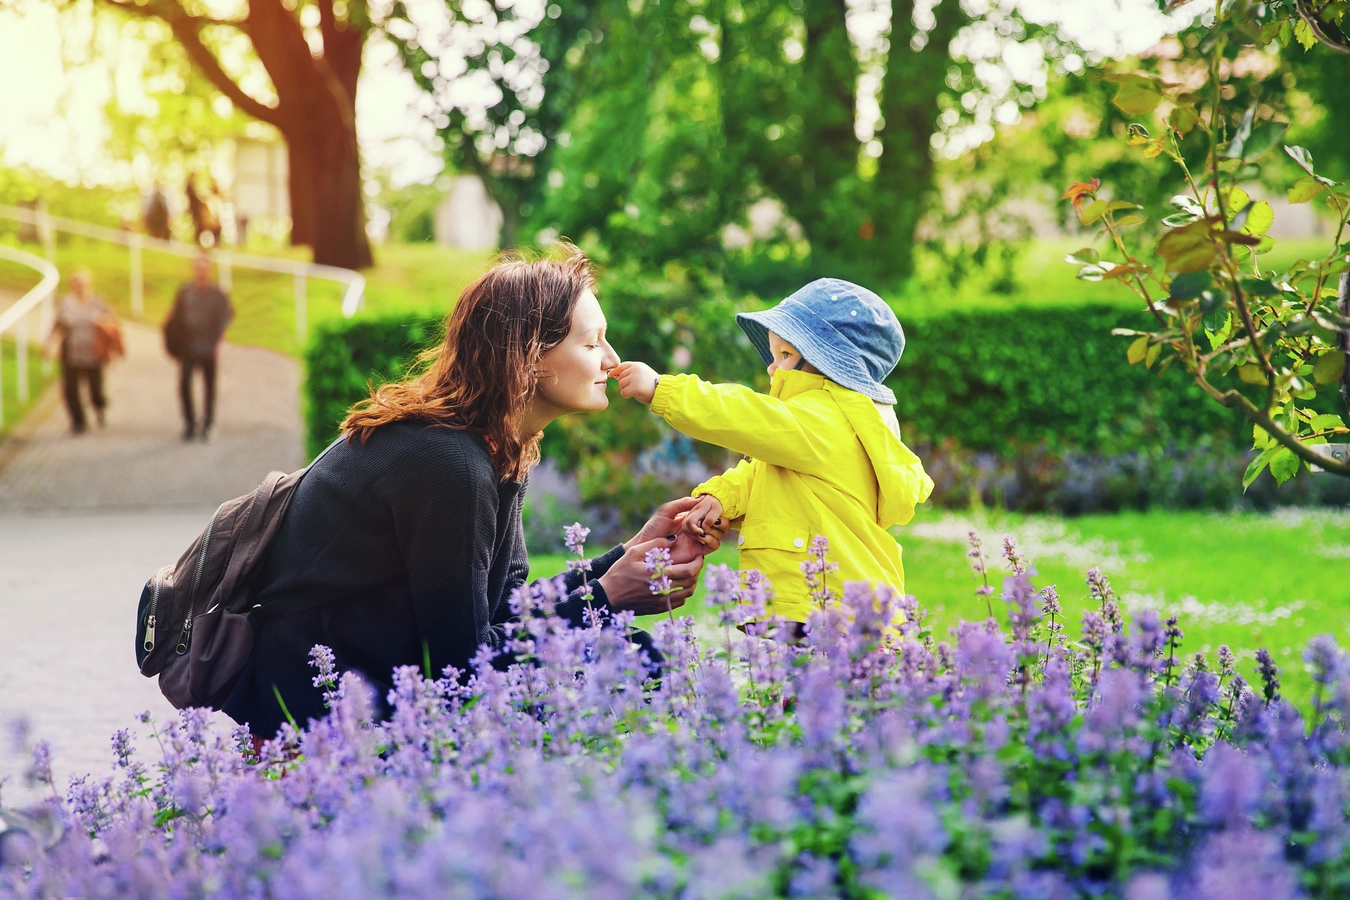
165;254;233;441
223;246;725;740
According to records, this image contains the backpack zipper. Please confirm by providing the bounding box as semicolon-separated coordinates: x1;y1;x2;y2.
176;504;223;655
143;570;163;653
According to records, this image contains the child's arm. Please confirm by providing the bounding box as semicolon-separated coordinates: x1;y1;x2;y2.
647;373;839;475
692;457;755;522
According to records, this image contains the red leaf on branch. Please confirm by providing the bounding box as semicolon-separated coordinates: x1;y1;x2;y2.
1061;179;1101;209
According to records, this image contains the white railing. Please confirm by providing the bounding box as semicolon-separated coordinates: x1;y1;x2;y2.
0;203;365;345
0;245;60;429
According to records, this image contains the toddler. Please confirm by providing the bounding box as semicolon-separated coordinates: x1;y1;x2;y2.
611;278;934;630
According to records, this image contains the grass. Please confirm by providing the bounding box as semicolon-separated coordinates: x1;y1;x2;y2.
0;233;493;357
890;235;1334;319
531;504;1350;706
0;335;51;438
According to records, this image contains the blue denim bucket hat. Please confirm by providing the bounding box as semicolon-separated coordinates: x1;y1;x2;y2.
736;278;904;404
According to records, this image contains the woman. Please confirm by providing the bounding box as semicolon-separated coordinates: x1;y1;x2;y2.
46;269;115;434
223;248;722;739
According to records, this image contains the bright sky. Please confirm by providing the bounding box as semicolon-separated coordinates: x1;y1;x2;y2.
0;0;1198;192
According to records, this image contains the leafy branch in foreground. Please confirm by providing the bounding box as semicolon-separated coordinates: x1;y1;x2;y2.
1063;4;1350;488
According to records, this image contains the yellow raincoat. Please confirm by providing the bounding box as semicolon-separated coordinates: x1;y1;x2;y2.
650;368;935;622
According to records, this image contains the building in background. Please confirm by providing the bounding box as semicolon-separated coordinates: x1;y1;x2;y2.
233;139;289;244
434;175;501;250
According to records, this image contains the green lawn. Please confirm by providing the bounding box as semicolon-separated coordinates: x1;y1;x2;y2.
531;505;1350;706
0;235;493;357
890;235;1333;319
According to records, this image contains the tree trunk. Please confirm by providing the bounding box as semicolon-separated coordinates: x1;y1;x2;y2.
288;139;315;248
871;0;964;283
288;117;371;269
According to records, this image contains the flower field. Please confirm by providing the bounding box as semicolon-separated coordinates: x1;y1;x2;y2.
3;533;1349;898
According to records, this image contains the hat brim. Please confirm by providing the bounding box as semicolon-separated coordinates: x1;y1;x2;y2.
737;307;896;404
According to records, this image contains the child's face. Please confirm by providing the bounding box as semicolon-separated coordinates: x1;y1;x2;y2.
766;331;807;376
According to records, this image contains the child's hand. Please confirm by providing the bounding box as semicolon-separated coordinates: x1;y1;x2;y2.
682;494;724;548
610;361;660;404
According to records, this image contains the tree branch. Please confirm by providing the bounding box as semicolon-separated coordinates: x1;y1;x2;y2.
1293;0;1350;54
1194;375;1350;477
98;0;283;128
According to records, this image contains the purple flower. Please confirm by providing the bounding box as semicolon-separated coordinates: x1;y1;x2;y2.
1254;648;1281;704
563;522;590;556
1001;534;1026;575
643;546;673;595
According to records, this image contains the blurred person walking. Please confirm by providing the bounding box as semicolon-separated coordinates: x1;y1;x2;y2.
164;254;233;442
185;173;208;245
45;270;122;435
143;180;172;241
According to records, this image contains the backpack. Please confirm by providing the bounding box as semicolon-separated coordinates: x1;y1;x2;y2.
134;440;341;710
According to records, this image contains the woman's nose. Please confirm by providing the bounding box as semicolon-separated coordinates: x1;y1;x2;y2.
601;343;620;370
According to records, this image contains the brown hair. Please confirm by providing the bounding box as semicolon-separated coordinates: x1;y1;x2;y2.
342;245;595;481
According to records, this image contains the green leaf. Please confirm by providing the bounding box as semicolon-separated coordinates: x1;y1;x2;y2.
1169;271;1212;300
1064;247;1099;265
1241;123;1288;160
1226;187;1251;211
1223;107;1256;159
1294;17;1317;49
1109;74;1164;115
1106;200;1142;212
1145;341;1162;368
1253;424;1272;450
1311;413;1347;432
1127;335;1149;364
1168;105;1199;135
1238;364;1268;385
1239;277;1280;296
1269;447;1301;485
1314;350;1347;385
1115;215;1146;227
1243;444;1280;489
1080;199;1108;225
1288;177;1321;204
1285;145;1317;177
1198;288;1230;315
1156;220;1217;273
1241;200;1274;236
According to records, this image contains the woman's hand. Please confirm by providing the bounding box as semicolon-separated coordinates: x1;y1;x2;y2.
610;361;660;404
628;496;730;562
598;537;704;615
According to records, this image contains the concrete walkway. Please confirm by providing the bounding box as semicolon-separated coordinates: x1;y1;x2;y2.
0;319;304;512
0;312;305;798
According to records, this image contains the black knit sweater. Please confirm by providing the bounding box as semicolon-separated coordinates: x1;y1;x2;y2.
222;420;625;738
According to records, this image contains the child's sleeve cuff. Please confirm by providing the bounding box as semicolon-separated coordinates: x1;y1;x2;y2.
649;373;680;418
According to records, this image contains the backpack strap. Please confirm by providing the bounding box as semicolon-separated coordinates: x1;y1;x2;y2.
245;433;353;622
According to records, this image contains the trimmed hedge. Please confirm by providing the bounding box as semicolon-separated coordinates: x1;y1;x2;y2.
303;314;443;458
303;302;1345;468
889;304;1244;454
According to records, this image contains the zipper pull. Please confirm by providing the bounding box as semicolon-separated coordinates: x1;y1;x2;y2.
175;618;192;655
143;615;156;653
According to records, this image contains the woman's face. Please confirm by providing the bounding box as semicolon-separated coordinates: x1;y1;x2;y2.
534;289;620;417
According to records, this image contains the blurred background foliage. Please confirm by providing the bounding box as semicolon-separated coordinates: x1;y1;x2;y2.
7;0;1350;529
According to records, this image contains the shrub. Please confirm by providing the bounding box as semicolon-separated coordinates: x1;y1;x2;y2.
5;535;1350;897
302;314;443;458
302;296;1346;504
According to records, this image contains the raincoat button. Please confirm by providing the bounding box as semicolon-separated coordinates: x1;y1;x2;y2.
793;538;805;548
738;534;745;546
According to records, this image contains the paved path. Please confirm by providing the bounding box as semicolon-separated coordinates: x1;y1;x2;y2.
0;309;304;800
0;319;304;512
